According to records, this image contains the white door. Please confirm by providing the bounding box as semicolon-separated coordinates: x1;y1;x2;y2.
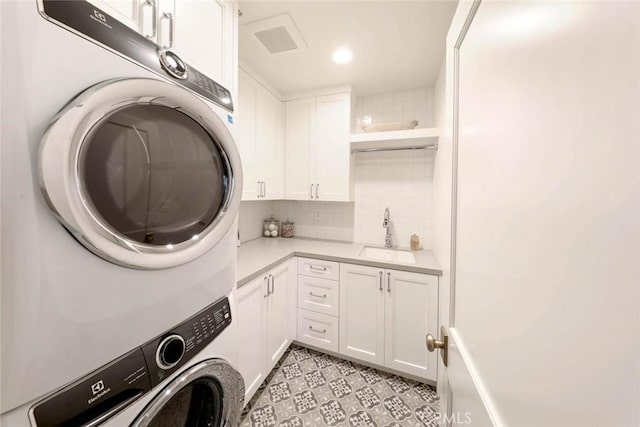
238;69;259;200
266;261;291;368
172;0;232;85
434;1;640;426
339;264;385;365
256;85;284;199
235;275;267;402
384;270;438;380
314;93;351;201
285;98;315;200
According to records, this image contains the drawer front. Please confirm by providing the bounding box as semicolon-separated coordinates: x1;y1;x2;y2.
297;257;339;280
297;309;339;352
297;275;339;317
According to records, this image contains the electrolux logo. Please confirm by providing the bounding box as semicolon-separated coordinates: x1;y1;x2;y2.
89;9;113;29
88;380;111;404
91;380;104;395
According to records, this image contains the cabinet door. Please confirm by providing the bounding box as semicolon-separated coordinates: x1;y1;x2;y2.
285;98;315;200
339;264;385;365
384;270;438;380
172;0;233;85
314;93;351;201
256;85;284;199
236;275;268;402
238;69;259;200
266;261;292;369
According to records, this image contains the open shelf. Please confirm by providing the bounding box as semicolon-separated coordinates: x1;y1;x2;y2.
350;127;439;152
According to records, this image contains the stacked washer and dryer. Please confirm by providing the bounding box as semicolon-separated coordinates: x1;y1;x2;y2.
1;1;245;425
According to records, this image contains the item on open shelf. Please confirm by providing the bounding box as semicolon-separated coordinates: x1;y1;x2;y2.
362;120;419;133
281;219;295;238
263;215;280;238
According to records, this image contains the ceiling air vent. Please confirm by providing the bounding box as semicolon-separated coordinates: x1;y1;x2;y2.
242;14;307;55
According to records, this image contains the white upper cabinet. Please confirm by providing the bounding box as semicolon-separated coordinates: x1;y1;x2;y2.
314;93;351;201
171;0;236;89
285;98;316;200
285;92;351;201
238;69;285;200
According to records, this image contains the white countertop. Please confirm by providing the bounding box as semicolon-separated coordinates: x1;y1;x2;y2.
237;237;442;288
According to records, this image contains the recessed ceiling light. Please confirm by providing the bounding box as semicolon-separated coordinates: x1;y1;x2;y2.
332;48;353;64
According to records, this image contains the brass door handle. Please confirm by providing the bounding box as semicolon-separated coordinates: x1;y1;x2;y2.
426;334;444;352
426;326;448;366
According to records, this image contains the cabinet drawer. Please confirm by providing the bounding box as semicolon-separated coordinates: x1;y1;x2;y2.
297;257;339;280
297;309;339;352
297;275;339;317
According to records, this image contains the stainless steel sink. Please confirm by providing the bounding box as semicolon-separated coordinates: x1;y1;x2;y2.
359;246;416;264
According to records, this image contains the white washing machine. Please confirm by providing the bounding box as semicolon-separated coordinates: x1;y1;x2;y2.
1;0;244;420
1;295;245;426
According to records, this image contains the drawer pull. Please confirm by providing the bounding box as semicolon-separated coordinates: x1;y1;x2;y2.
309;292;327;299
309;326;327;334
309;265;328;272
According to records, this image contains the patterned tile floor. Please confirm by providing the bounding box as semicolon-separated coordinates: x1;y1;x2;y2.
240;345;439;427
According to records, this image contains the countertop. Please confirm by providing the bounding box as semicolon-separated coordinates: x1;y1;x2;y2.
237;237;442;288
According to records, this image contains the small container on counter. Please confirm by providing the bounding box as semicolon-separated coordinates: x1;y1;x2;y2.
281;219;295;238
410;233;420;250
263;216;280;238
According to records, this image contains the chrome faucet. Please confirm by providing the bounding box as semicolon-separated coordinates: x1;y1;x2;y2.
383;208;392;248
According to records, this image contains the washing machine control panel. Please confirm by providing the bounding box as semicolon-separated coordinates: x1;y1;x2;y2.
141;296;232;387
30;297;232;427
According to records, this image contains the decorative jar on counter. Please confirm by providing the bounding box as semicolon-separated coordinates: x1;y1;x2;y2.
263;216;280;238
281;219;295;238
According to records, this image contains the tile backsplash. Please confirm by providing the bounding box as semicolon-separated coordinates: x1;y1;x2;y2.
353;87;435;133
239;149;434;249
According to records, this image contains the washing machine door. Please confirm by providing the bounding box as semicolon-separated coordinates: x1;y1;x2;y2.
131;359;244;427
39;78;242;269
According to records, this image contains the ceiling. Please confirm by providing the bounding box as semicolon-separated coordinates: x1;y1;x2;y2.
238;1;458;97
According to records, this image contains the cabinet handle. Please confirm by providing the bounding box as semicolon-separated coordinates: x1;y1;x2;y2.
310;183;314;199
140;0;157;39
257;181;261;198
379;271;383;291
269;274;274;294
309;265;327;272
263;181;267;197
159;11;174;48
387;272;391;292
263;276;269;298
308;326;327;334
315;183;319;199
309;292;327;299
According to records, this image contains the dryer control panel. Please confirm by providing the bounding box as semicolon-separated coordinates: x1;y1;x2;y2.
38;0;234;112
30;297;232;427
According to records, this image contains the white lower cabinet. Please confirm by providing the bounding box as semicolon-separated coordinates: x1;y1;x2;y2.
339;263;439;381
236;259;294;402
339;264;385;365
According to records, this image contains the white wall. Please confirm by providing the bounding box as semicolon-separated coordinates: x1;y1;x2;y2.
352;87;435;133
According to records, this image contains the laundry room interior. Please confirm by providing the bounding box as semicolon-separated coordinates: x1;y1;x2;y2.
1;1;638;427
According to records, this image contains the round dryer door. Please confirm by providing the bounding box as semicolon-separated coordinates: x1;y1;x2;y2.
39;78;242;269
131;359;244;427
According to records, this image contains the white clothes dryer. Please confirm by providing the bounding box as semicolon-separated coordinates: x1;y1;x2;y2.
0;295;245;427
1;0;243;415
